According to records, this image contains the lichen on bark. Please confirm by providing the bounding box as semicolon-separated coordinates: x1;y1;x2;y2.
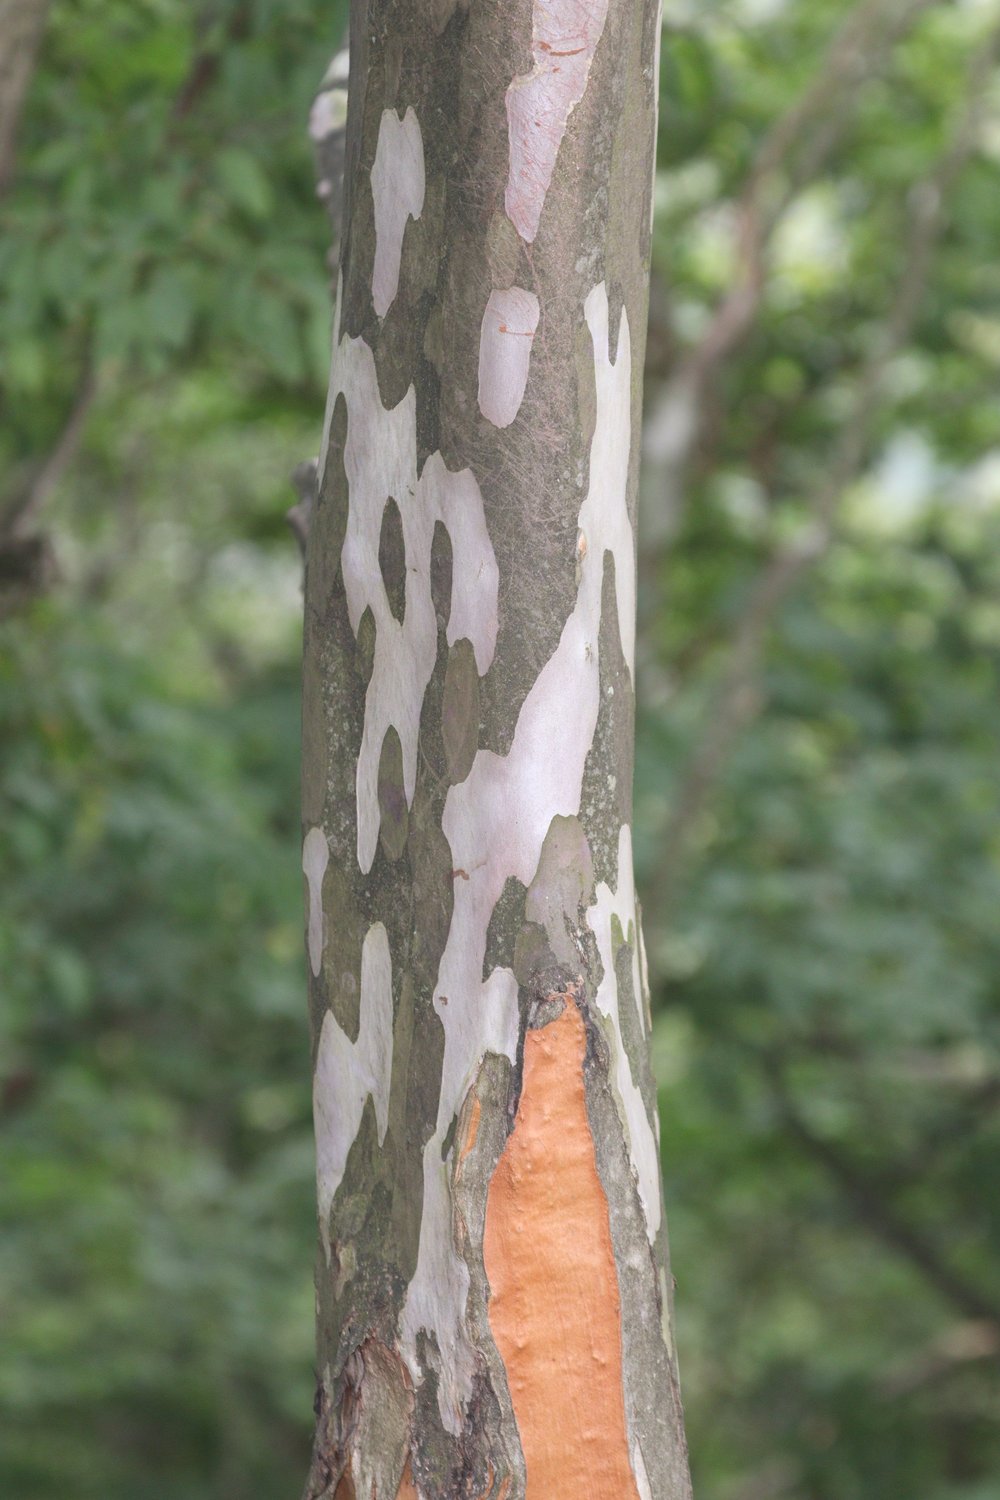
301;0;691;1494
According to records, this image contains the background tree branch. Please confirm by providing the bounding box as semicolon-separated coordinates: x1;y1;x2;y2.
643;0;938;532
764;1050;1000;1330
647;25;1000;925
0;0;48;194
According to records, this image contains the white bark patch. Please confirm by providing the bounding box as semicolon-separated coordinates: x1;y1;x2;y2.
398;965;519;1434
328;330;499;874
477;286;540;427
400;280;635;1430
314;922;394;1262
371;107;425;318
633;1440;655;1500
505;0;610;243
320;48;350;89
309;85;348;143
588;823;662;1242
303;826;330;977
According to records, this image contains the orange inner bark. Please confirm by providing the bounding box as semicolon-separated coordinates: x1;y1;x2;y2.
333;1471;355;1500
483;998;640;1499
395;1455;420;1499
459;1093;482;1165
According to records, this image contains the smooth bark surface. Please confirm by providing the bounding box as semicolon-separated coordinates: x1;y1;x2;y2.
301;1;691;1494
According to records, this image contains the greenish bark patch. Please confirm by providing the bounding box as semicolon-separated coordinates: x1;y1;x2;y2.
441;638;480;784
378;495;407;624
377;726;409;861
356;606;376;687
524;813;594;968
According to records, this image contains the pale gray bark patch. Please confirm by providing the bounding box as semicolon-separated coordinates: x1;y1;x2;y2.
303;826;331;977
589;823;662;1239
371;107;425;317
314;921;393;1260
505;0;611;242
477;287;540;427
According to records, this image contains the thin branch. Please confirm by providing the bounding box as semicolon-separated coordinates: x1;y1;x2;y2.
899;1074;1000;1187
644;0;935;486
646;30;1000;924
167;4;251;135
1;361;97;540
766;1055;1000;1330
878;1318;1000;1399
0;0;48;195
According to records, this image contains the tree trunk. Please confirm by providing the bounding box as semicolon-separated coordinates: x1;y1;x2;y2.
301;0;691;1495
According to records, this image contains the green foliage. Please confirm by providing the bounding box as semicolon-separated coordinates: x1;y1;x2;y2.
642;2;1000;1494
0;0;344;458
2;1;1000;1498
645;511;1000;1499
0;4;344;1492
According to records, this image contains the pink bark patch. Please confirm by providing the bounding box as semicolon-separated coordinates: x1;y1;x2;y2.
477;286;540;428
505;0;610;243
371;108;425;318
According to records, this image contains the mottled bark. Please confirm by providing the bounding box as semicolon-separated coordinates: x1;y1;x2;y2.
301;1;691;1495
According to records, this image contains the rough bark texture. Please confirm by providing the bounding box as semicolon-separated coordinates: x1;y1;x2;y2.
301;0;691;1494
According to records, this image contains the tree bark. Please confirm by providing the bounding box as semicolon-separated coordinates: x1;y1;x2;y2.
301;1;691;1495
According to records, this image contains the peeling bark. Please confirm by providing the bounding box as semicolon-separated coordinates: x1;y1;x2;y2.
301;0;691;1493
484;996;640;1500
